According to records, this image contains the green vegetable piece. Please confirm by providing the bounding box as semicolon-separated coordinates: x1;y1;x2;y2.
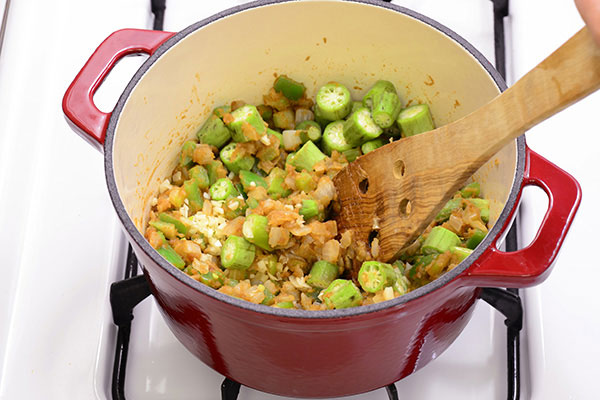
273;109;296;130
357;261;397;293
299;199;319;220
342;148;361;162
149;220;177;240
306;260;339;289
158;212;189;235
422;226;461;254
196;269;226;289
350;100;364;114
168;188;186;209
220;235;256;270
183;179;204;213
273;75;306;101
265;254;278;275
247;197;259;209
205;160;227;185
239;170;268;191
188;165;210;189
343;107;382;146
261;286;275;306
466;229;487;249
267;128;284;148
227;268;247;281
469;198;490;223
296;120;322;143
322;279;362;309
274;301;295;309
321;120;352;156
451;246;473;262
196;114;232;149
242;214;272;251
180;141;196;168
209;178;237;201
267;175;291;199
372;90;402;129
223;197;247;219
397;104;435;137
212;105;231;119
435;198;463;222
220;142;256;173
289;141;327;171
460;182;481;198
295;171;316;192
315;82;352;121
157;244;185;269
361;138;385;154
257;104;273;121
226;104;267;142
362;80;396;109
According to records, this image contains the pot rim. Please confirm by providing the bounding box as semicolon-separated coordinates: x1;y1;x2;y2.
104;0;525;319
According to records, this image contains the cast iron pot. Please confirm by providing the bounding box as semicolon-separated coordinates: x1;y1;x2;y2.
62;1;581;397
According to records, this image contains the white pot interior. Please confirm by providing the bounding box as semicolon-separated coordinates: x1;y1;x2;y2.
109;0;516;233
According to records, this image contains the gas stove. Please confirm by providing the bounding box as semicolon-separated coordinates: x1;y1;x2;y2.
0;1;598;399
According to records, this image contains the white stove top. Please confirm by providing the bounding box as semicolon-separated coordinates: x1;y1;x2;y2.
0;1;598;399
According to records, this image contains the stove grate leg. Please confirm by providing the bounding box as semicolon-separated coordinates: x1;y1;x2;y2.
221;378;241;400
386;383;399;400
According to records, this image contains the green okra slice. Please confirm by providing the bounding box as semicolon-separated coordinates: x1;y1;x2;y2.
256;104;273;121
362;80;396;109
183;179;204;213
209;178;237;201
288;141;327;171
157;244;186;270
213;105;231;119
397;104;435;137
372;90;402;129
196;114;232;149
188;165;210;189
435;198;463;222
450;246;473;262
242;213;272;251
205;160;228;186
468;198;490;223
466;229;487;249
273;75;306;100
220;142;256;173
226;104;267;142
361;138;385;154
223;197;248;219
220;235;256;270
158;212;189;235
321;120;352;156
180;141;196;168
315;82;352;121
296;120;322;143
343;107;382;146
460;182;481;198
149;220;177;240
239;170;268;191
306;260;339;289
422;226;461;254
295;171;316;193
299;199;319;220
322;279;363;309
342;148;361;162
357;261;397;293
274;301;295;309
350;100;364;114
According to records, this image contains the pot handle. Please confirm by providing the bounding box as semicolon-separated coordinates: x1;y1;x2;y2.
460;146;581;288
62;29;175;152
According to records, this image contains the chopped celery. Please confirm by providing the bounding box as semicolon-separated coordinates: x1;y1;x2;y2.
273;75;306;100
322;279;362;309
158;212;189;235
157;244;185;269
306;260;339;289
196;114;232;149
226;104;267;142
466;229;487;249
422;226;461;254
242;214;272;251
460;182;481;198
239;170;268;191
288;141;326;171
299;199;319;220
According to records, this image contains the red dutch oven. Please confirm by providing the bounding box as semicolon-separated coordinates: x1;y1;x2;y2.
62;1;581;397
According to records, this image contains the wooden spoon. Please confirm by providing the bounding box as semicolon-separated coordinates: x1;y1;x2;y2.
333;27;600;262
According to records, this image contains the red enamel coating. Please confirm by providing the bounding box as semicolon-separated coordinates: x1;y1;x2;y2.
460;147;582;287
62;29;174;152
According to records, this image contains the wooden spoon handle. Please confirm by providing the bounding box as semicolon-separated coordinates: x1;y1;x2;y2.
455;26;600;165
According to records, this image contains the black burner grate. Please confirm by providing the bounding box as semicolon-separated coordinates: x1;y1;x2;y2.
110;1;519;399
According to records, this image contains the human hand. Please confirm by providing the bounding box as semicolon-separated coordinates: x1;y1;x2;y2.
575;0;600;44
